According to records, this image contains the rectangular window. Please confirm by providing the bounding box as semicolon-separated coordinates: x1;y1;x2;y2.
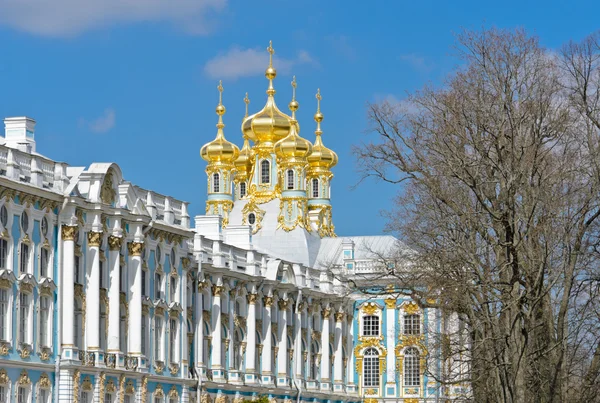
40;389;48;403
124;396;131;403
170;398;177;403
99;260;104;288
404;314;421;335
20;243;29;274
155;397;162;403
17;387;26;403
104;393;112;403
81;391;89;403
362;315;379;336
120;265;126;293
0;239;8;270
170;279;177;303
40;248;49;278
142;270;147;297
40;296;50;347
19;293;28;343
0;386;5;403
155;317;163;361
155;273;162;300
169;319;177;363
0;288;7;341
75;255;81;284
142;315;147;356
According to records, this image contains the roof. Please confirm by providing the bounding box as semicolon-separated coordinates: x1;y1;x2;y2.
315;235;405;269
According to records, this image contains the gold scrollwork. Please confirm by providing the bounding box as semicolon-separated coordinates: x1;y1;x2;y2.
127;242;144;257
87;231;103;247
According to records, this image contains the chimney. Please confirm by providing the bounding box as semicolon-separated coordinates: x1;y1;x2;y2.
3;117;36;153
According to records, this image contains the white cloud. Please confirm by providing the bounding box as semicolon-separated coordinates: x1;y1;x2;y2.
204;46;318;80
326;35;357;61
374;94;420;115
84;108;116;134
399;53;434;73
0;0;227;37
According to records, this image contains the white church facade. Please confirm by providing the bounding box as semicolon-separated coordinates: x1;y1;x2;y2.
0;43;465;403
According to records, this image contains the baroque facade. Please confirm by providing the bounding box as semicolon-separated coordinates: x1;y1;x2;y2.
0;43;465;403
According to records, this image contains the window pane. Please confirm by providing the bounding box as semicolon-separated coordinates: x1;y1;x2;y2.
287;170;294;189
363;348;380;387
20;243;29;274
0;239;7;270
404;347;420;387
0;289;7;341
362;315;379;336
404;314;420;335
312;179;319;198
40;248;49;277
261;160;270;184
19;293;28;342
213;173;220;193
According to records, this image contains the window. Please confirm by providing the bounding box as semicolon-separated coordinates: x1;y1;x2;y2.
75;255;81;284
0;205;7;227
240;182;247;198
260;160;270;184
19;292;29;343
170;250;176;267
20;243;30;275
362;315;379;336
169;318;177;364
170;278;177;303
404;314;421;335
312;178;319;198
0;385;5;403
155;273;163;300
212;173;220;193
0;289;8;341
170;398;177;403
248;213;256;225
155;316;164;361
404;347;420;387
39;296;50;347
41;217;48;237
363;348;380;387
17;387;26;403
99;260;105;288
124;396;131;403
287;170;294;189
20;211;29;233
40;388;49;403
104;393;113;403
120;264;126;293
120;305;127;353
154;397;162;403
0;238;7;270
40;248;49;278
142;269;147;297
81;391;89;403
156;247;162;264
142;314;148;356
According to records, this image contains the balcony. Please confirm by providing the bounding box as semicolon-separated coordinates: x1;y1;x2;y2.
78;350;96;366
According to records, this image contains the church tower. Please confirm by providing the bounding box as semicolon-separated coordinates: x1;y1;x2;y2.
274;76;313;231
200;81;239;227
306;89;338;236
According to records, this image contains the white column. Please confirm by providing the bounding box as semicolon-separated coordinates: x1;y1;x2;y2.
277;299;289;383
195;282;204;373
321;306;331;385
306;308;313;380
211;284;224;377
61;225;76;348
385;298;396;392
127;241;143;355
86;231;102;350
262;296;273;378
347;313;356;391
245;293;257;376
294;303;303;379
106;236;122;352
334;311;344;383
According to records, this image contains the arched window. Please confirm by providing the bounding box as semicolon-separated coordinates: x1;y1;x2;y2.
312;178;319;198
240;182;247;198
362;315;379;336
261;160;270;184
310;341;319;379
212;173;220;193
404;314;421;335
404;347;420;387
363;348;380;387
287;170;294;190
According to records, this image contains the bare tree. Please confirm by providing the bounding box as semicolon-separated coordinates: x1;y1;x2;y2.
353;28;600;403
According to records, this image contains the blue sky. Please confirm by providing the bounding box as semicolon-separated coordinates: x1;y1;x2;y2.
0;0;598;236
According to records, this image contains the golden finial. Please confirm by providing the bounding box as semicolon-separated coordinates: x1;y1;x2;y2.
266;40;276;95
289;76;299;119
314;88;323;134
216;80;225;129
243;92;250;118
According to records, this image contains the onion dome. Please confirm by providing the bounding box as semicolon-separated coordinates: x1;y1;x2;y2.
235;93;254;177
275;76;313;159
307;89;338;169
240;41;296;145
200;81;240;164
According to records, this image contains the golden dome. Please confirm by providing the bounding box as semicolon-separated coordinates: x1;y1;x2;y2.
200;81;240;164
240;41;295;146
275;76;313;160
308;89;338;169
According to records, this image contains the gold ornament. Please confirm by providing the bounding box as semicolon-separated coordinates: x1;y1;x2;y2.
108;235;123;251
39;373;51;389
87;231;103;247
61;225;77;241
385;298;397;309
127;242;144;257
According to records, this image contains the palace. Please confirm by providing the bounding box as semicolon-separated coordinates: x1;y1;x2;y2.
0;42;465;403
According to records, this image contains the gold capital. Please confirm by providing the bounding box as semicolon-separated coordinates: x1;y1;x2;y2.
334;312;344;322
322;307;332;318
87;231;103;247
61;225;77;241
385;298;397;309
127;241;144;257
108;235;123;251
212;285;224;297
278;299;289;310
263;296;273;307
247;293;258;304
